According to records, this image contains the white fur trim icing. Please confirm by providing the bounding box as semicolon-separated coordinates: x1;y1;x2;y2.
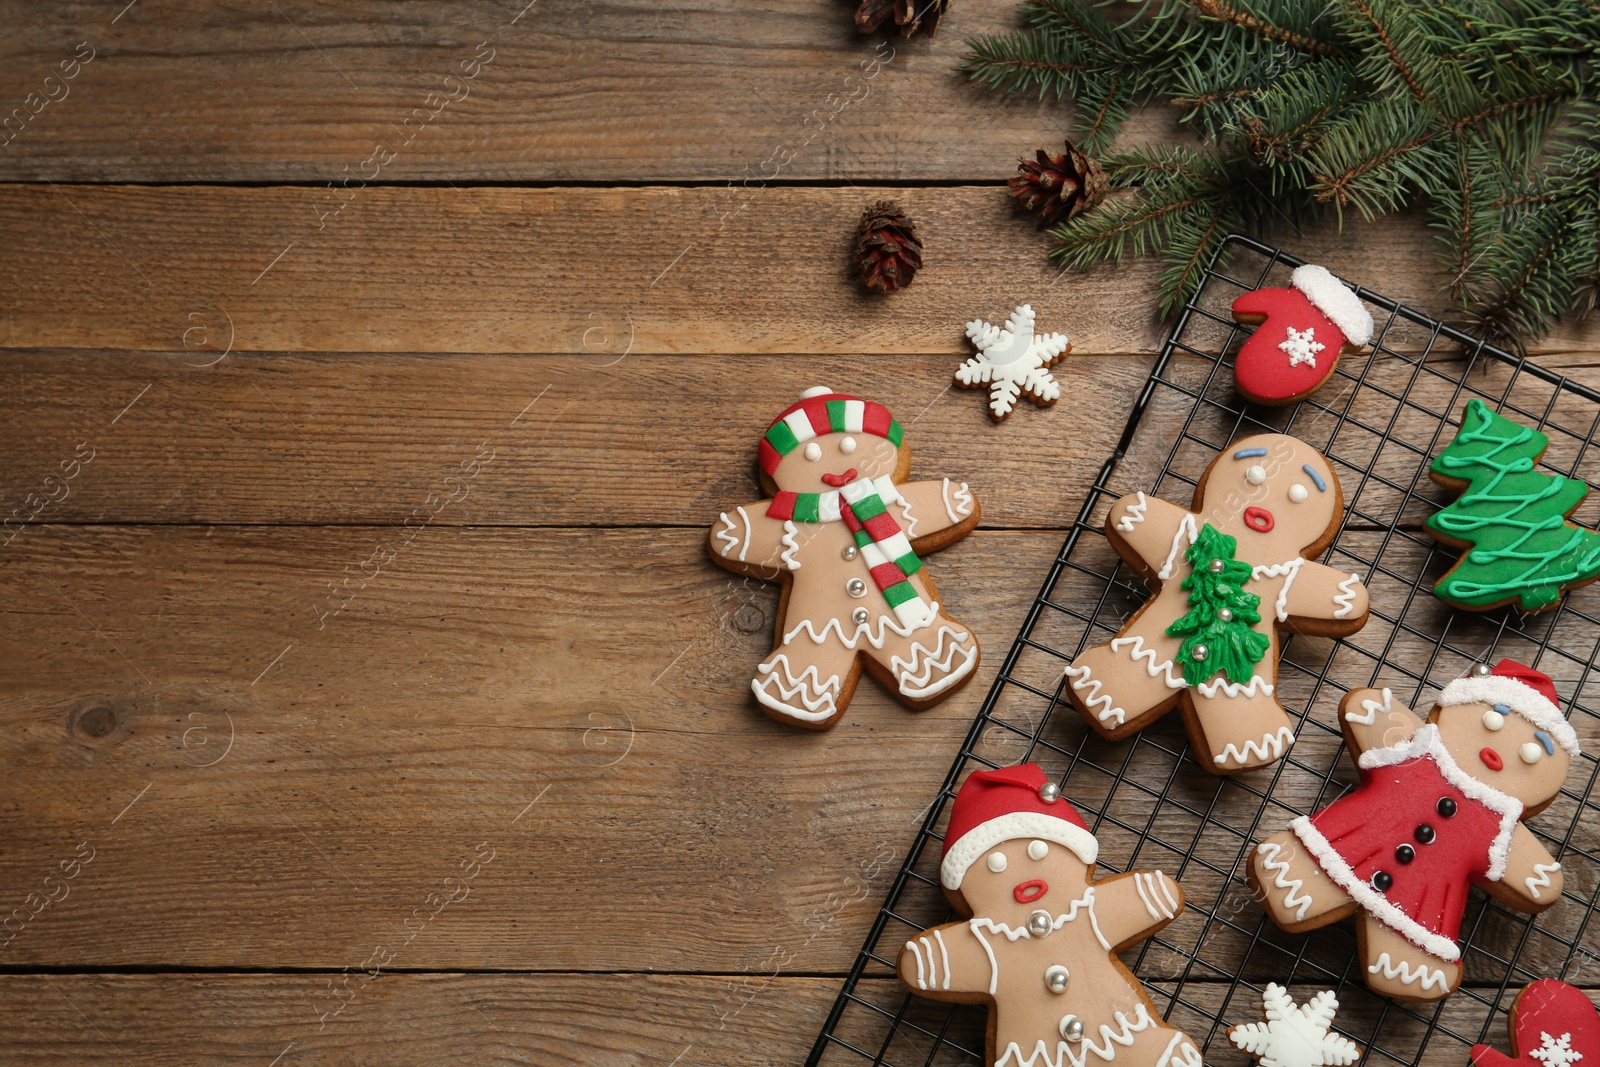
942;811;1099;890
1291;264;1374;347
1437;675;1579;756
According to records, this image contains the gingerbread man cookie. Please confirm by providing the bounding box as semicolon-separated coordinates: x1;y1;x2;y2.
708;387;981;729
898;763;1203;1067
1064;435;1370;772
1249;660;1579;1001
1230;265;1374;406
1472;979;1600;1067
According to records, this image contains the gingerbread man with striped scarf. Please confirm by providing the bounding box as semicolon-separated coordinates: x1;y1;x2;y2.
708;387;981;729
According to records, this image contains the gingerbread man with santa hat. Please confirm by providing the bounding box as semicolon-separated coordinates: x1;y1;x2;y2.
898;763;1203;1067
1250;659;1579;1001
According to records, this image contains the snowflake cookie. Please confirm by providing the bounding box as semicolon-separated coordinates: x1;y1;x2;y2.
1471;979;1599;1067
1228;984;1362;1067
956;304;1070;420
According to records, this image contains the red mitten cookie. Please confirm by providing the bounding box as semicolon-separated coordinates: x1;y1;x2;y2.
1230;265;1374;405
1249;661;1580;1002
707;387;981;729
1472;980;1600;1067
1064;435;1370;772
898;764;1203;1067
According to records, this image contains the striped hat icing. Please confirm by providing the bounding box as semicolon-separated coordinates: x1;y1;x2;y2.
758;386;904;476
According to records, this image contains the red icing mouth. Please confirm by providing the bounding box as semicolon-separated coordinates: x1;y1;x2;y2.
1243;506;1275;533
1013;879;1048;904
820;468;858;488
1480;746;1504;771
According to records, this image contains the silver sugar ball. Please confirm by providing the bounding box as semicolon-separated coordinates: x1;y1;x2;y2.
846;578;867;598
1026;910;1053;937
1045;965;1070;994
851;607;870;626
841;545;859;562
1191;644;1209;662
1217;607;1234;623
1060;1015;1085;1041
1469;662;1493;678
1039;781;1060;804
1208;558;1227;574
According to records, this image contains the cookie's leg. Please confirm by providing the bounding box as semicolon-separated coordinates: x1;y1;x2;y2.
1063;623;1184;736
751;638;859;729
1187;682;1295;771
1358;915;1460;1001
1248;830;1356;931
865;614;979;709
1147;1027;1203;1067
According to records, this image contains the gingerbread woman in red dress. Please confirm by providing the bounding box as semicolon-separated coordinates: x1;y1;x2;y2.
1250;660;1579;1001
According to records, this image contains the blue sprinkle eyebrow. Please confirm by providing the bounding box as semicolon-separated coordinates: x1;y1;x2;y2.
1536;730;1556;755
1233;448;1268;459
1302;464;1327;492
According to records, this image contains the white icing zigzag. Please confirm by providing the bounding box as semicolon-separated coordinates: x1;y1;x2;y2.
1332;574;1361;619
1195;674;1273;699
898;493;920;538
783;601;940;650
714;510;742;558
1367;952;1449;993
1255;840;1313;921
1526;861;1561;900
904;933;950;991
1156;1033;1203;1067
1064;663;1126;727
993;1005;1155;1067
1115;492;1149;534
779;520;802;570
751;655;842;722
1111;635;1186;689
1252;558;1303;622
892;626;977;699
1344;688;1391;726
1133;871;1179;920
1158;514;1199;580
941;478;975;524
1213;726;1295;766
971;888;1099;943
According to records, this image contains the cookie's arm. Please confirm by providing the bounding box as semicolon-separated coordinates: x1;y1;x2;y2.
1281;561;1368;626
896;920;999;997
1495;824;1563;911
1090;870;1185;949
708;502;790;573
1338;688;1423;757
890;479;980;545
1105;493;1193;575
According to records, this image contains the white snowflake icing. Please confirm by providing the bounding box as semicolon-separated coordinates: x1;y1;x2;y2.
957;304;1069;418
1532;1031;1583;1067
1230;984;1362;1067
1279;325;1326;369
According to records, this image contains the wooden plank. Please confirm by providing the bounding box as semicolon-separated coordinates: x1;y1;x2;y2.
6;185;1600;356
0;975;1586;1065
0;0;1167;184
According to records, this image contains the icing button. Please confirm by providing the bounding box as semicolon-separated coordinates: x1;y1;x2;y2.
1208;558;1227;574
1415;824;1436;845
1395;844;1415;864
1026;910;1053;938
1437;797;1457;817
1060;1015;1085;1042
1469;663;1493;678
851;607;870;626
1191;644;1209;662
1045;965;1070;994
841;545;859;562
1373;871;1393;892
846;578;868;598
1038;782;1060;804
1217;607;1234;623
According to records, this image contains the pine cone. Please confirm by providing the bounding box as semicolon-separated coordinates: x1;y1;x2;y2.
853;0;948;38
851;200;922;294
1009;141;1109;229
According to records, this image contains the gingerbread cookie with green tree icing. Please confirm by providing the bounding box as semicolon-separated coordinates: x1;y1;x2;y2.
1427;398;1600;612
1064;435;1369;772
898;763;1203;1067
707;387;981;729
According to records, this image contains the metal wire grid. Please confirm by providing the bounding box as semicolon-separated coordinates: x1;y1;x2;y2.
807;235;1600;1067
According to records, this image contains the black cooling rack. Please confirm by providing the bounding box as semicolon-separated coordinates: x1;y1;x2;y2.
807;235;1600;1067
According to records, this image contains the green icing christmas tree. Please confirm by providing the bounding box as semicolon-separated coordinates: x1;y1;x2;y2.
1167;523;1270;686
1427;398;1600;611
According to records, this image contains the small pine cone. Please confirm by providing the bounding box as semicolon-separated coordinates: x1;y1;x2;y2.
851;200;922;294
1009;140;1109;229
853;0;949;38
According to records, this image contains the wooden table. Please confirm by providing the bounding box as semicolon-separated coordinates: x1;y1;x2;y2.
4;3;1600;1063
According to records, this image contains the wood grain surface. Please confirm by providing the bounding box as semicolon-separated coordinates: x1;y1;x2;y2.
4;2;1600;1063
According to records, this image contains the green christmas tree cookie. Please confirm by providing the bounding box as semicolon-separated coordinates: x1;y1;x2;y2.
1427;398;1600;612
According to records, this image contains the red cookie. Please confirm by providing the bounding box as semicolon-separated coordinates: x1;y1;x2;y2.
1473;980;1600;1067
1230;265;1374;405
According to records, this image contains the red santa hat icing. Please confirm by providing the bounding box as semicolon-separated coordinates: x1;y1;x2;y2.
758;386;904;476
1288;265;1374;348
1471;978;1600;1067
940;763;1097;890
1438;659;1580;757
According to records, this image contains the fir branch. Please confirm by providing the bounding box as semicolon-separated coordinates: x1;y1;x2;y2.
1192;0;1340;56
1343;0;1434;103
